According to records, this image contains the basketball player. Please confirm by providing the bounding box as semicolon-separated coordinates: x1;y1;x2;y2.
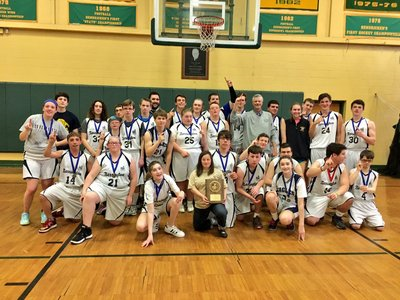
137;98;155;132
167;94;187;128
211;130;238;228
96;115;122;156
70;136;137;245
120;99;144;216
341;99;376;170
39;132;88;232
305;143;354;230
309;93;343;163
235;145;266;229
170;108;203;212
265;156;306;240
239;133;270;168
201;92;226;121
267;99;286;152
349;150;384;231
136;161;186;248
143;109;173;172
19;99;68;226
192;98;207;126
301;98;314;120
201;102;229;151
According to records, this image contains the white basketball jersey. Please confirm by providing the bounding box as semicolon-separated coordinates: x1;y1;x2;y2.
192;113;206;126
83;118;108;155
170;123;202;150
272;172;307;208
350;169;378;202
271;157;300;174
310;112;338;148
237;161;265;191
120;119;142;153
212;149;237;194
308;158;345;195
59;150;88;187
147;127;171;159
344;118;369;150
137;115;155;132
96;152;132;189
144;175;180;206
205;118;227;151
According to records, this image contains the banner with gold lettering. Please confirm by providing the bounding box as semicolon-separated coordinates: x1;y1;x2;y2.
0;0;36;21
346;15;400;38
261;0;319;11
69;2;136;27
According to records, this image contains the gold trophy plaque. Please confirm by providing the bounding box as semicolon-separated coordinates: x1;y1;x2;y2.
205;178;224;203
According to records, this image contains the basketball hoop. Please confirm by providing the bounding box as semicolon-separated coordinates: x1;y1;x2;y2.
193;16;224;51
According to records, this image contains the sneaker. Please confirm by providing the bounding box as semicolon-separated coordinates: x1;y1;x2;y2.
39;218;57;233
71;225;93;245
152;215;161;233
95;203;106;215
187;200;194;212
40;211;47;224
252;215;263;229
124;205;137;216
268;219;279;231
20;212;30;226
164;224;185;238
179;204;186;213
286;221;295;232
52;207;64;218
218;229;228;238
332;215;346;230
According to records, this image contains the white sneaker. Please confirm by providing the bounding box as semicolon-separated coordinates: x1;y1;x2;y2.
187;200;194;212
152;215;161;233
164;225;185;238
179;204;185;213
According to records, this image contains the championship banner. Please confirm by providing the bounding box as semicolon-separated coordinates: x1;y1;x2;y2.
346;15;400;38
261;0;319;11
261;13;317;34
69;2;136;27
0;0;36;21
345;0;400;12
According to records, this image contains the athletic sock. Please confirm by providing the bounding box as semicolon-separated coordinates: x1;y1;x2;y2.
271;212;278;221
253;213;260;218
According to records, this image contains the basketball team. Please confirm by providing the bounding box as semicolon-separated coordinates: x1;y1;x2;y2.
18;79;384;247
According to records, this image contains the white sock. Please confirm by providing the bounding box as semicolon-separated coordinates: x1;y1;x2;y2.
271;212;278;221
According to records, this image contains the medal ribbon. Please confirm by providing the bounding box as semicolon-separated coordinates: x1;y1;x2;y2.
282;173;294;198
327;166;337;182
69;151;81;174
217;150;229;173
153;178;165;202
41;116;54;139
361;170;371;187
351;117;364;135
320;111;331;128
109;152;123;175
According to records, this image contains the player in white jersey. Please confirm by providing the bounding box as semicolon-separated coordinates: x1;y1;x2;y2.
191;98;207;126
341;99;376;170
201;92;226;121
211;130;238;228
229;92;247;154
144;109;173;172
19;99;68;226
267;100;286;152
96;115;122;156
39;132;88;232
305;143;354;230
70;136;137;245
309;93;343;163
170;108;203;212
81;100;109;160
137;98;156;133
167;94;187;128
265;156;307;240
239;133;270;168
235;145;266;229
349;150;384;231
136;161;186;247
264;143;303;187
120;99;144;215
201;103;229;151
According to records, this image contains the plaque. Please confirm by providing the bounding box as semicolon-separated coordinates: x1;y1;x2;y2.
205;178;224;203
181;47;209;80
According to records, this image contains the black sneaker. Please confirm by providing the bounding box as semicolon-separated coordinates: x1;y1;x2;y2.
286;221;295;232
268;219;279;231
218;229;228;238
332;215;346;230
252;216;263;229
71;225;93;245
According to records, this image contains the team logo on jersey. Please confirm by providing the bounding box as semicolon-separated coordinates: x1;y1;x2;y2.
299;126;306;132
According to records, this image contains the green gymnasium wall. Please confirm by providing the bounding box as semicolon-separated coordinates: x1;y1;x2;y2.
0;82;303;152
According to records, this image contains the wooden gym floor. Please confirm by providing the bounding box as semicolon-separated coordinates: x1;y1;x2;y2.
0;167;399;299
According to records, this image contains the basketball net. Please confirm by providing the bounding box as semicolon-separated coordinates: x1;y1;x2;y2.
194;16;224;51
